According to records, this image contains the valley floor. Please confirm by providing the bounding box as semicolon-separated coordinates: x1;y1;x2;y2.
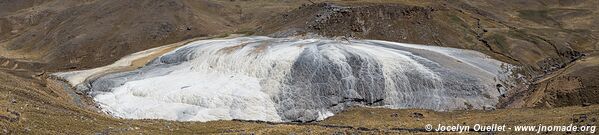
1;69;597;134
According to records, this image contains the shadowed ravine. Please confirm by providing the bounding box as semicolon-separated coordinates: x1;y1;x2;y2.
54;36;512;122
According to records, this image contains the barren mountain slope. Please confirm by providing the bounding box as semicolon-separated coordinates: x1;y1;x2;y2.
1;0;599;134
0;0;307;70
2;0;222;69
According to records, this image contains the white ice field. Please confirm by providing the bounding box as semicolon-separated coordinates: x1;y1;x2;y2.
54;36;511;122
